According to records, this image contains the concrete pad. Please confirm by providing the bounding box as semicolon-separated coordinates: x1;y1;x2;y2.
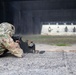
0;44;76;75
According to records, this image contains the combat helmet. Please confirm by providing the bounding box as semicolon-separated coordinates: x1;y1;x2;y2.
0;22;15;36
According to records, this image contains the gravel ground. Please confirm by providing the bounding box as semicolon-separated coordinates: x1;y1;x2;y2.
0;44;76;75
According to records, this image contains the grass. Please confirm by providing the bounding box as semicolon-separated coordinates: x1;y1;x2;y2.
21;35;76;46
56;43;69;46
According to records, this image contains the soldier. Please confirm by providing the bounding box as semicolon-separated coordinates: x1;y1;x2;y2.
0;22;23;57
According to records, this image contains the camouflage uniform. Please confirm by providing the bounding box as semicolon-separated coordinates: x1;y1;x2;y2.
0;22;23;57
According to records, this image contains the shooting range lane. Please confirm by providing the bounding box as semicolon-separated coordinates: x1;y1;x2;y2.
0;44;76;75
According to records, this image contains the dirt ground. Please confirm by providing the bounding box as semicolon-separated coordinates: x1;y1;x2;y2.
36;43;76;52
0;44;76;75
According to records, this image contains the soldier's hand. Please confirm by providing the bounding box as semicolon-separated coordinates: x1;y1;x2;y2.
15;40;20;43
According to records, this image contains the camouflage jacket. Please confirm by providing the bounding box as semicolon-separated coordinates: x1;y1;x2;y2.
0;34;9;55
